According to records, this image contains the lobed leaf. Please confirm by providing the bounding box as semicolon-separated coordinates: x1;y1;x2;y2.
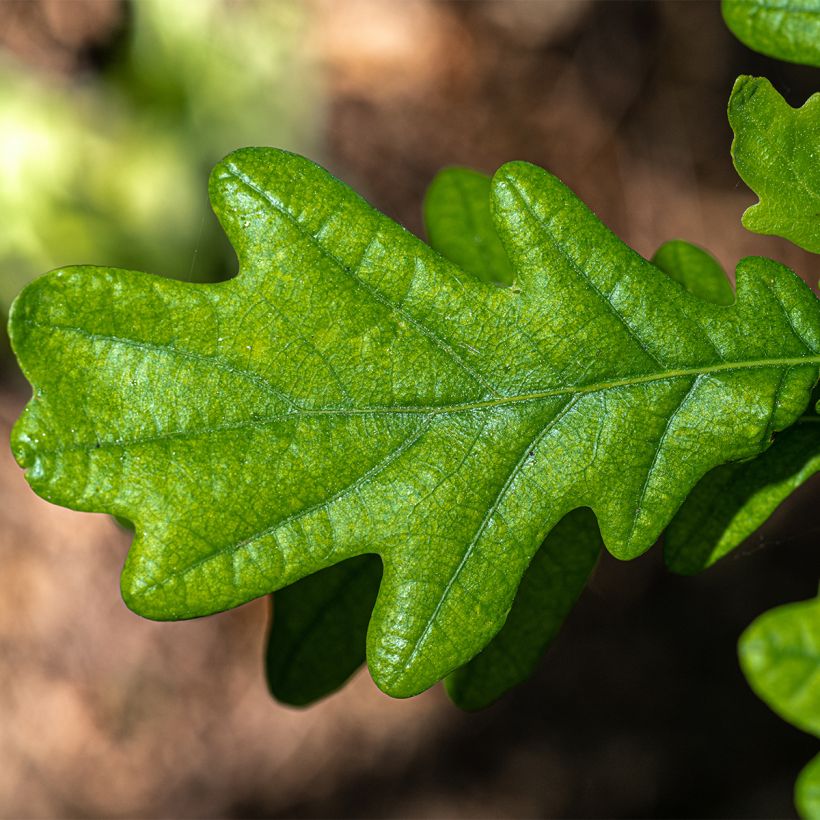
10;148;820;697
729;76;820;254
722;0;820;67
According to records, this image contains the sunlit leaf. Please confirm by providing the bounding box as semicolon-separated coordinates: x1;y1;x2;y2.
729;76;820;254
10;148;819;696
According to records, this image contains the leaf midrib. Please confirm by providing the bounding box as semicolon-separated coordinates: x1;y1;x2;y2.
22;318;820;458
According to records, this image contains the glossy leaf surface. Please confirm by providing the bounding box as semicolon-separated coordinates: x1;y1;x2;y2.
729;76;820;254
722;0;820;67
10;148;820;696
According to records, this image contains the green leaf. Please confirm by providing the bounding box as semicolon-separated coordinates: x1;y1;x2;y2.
722;0;820;67
265;165;585;708
739;594;820;737
797;753;820;820
665;417;820;574
729;76;820;254
424;167;601;709
445;508;600;710
266;554;381;706
423;167;514;286
655;238;819;574
651;240;735;306
740;595;820;819
10;148;820;697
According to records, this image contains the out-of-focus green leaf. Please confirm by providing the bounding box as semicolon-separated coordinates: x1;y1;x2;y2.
10;149;820;697
797;753;820;820
739;595;820;737
651;240;735;306
729;76;820;254
722;0;820;67
740;594;820;819
424;167;514;286
266;555;382;706
0;0;319;313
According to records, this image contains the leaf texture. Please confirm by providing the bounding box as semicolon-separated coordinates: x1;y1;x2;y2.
722;0;820;67
729;76;820;254
10;148;820;696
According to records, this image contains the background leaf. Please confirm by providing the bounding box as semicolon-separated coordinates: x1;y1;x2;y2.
797;753;820;820
722;0;820;67
740;594;820;819
11;148;820;697
729;76;820;254
651;239;735;306
423;167;514;286
266;555;381;706
665;415;820;574
739;594;820;737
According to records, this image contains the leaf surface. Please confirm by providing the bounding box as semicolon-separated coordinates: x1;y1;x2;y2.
10;148;820;696
722;0;820;67
729;76;820;254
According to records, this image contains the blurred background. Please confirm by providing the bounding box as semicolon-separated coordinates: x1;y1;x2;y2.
0;1;818;817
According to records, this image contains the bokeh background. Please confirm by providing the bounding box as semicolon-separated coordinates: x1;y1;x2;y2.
0;1;818;817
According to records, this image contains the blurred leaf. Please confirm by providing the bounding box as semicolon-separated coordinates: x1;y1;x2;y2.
0;0;319;313
729;76;820;254
797;753;820;820
722;0;820;67
424;167;514;286
267;555;382;706
651;240;735;306
740;594;820;819
739;594;820;737
10;149;820;697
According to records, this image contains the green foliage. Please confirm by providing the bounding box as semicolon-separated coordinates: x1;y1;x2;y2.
651;240;735;306
722;0;820;67
739;594;820;819
267;555;381;706
0;0;317;312
797;753;820;820
729;76;820;254
266;166;599;709
9;148;820;698
666;413;820;574
740;594;820;736
424;167;514;286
